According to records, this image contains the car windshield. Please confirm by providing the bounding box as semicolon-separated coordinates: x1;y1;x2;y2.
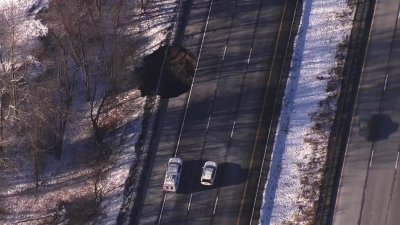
168;163;179;173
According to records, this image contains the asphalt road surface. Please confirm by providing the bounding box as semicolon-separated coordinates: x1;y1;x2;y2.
333;0;400;224
135;0;299;224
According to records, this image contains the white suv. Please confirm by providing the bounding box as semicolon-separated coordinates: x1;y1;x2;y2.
163;158;183;192
201;161;217;186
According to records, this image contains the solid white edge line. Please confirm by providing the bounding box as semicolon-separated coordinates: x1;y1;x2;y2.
213;196;219;215
252;0;292;224
157;194;168;225
174;0;214;156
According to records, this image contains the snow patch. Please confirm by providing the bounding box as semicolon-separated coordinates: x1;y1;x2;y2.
260;0;355;224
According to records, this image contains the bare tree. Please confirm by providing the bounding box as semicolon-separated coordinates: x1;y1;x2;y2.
89;82;107;144
35;0;140;163
87;0;137;91
0;2;19;129
51;48;77;159
0;2;33;162
19;83;55;189
45;0;94;99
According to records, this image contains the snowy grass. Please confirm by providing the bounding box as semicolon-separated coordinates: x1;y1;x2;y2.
0;0;178;224
260;0;355;224
0;88;146;224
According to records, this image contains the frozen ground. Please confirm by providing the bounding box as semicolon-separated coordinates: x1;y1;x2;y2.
260;0;355;224
0;0;177;224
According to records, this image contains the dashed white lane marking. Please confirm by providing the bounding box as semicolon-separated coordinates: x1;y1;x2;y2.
157;194;168;225
187;193;193;211
213;196;219;215
395;151;399;169
206;115;212;130
384;73;389;91
369;149;374;168
222;44;228;60
247;48;253;64
398;7;400;19
230;121;236;138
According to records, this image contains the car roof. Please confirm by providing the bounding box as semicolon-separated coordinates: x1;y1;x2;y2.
202;167;215;179
167;163;179;173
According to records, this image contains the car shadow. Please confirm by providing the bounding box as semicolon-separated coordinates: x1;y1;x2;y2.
358;114;399;142
177;160;248;194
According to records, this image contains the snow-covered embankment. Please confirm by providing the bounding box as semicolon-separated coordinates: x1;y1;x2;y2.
260;0;355;224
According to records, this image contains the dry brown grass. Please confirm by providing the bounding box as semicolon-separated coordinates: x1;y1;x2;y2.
294;34;350;224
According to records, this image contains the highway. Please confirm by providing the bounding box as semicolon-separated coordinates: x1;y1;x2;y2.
135;0;300;224
333;0;400;224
